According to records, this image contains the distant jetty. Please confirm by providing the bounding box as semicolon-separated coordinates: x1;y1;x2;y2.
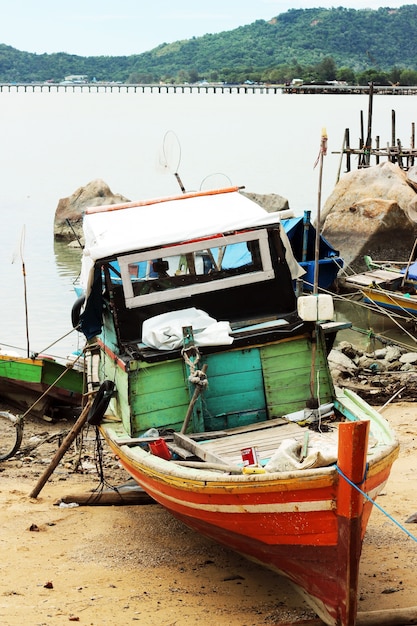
1;82;417;95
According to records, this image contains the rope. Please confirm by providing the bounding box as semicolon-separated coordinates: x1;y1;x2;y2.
0;325;81;363
359;286;417;345
335;464;417;543
181;346;208;387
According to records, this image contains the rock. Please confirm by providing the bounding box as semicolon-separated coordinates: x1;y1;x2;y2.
406;165;417;192
372;348;388;360
328;349;358;374
399;352;417;364
321;162;417;272
384;345;403;362
337;341;363;360
357;356;386;372
385;360;402;371
241;191;289;213
400;362;417;372
54;179;130;242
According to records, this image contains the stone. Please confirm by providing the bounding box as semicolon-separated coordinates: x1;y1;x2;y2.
241;191;289;213
328;349;357;373
384;345;403;362
321;162;417;272
399;352;417;364
54;179;130;242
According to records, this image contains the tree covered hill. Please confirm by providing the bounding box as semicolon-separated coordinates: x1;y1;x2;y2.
0;5;416;84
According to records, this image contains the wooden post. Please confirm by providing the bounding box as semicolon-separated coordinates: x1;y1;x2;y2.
346;128;351;172
359;110;365;167
337;420;370;626
364;82;374;167
29;401;91;499
391;109;396;162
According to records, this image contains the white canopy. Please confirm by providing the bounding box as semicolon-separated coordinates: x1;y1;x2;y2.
80;189;304;289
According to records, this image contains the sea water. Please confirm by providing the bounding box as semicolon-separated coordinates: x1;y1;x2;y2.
0;90;416;357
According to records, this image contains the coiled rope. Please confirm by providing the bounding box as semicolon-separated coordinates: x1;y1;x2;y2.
181;346;208;388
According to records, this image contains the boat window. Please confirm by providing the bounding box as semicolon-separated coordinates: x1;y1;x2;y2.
116;230;274;309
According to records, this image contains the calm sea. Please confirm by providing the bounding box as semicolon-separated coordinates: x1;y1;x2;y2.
0;90;416;358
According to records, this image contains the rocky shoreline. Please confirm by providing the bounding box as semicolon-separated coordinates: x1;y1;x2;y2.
329;341;417;403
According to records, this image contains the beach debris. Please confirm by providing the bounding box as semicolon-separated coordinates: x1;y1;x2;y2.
329;341;417;403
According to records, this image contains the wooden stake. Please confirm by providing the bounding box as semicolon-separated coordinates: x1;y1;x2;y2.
29;401;91;499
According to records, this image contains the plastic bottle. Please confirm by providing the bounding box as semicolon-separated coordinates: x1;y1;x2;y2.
140;428;159;438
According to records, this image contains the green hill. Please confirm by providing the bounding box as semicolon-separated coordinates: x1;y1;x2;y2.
1;6;416;84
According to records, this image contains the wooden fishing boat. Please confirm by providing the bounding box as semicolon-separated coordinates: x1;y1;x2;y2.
361;284;417;316
341;260;417;317
74;187;399;626
0;351;84;418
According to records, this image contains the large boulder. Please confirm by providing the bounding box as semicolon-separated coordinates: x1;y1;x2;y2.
321;162;417;272
54;179;130;241
241;191;289;213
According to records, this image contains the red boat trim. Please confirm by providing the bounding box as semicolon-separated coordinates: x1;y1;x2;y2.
86;186;241;215
96;338;126;371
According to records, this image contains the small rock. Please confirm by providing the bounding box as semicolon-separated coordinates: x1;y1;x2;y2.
385;360;402;371
373;348;388;359
400;363;417;372
385;345;403;362
399;352;417;364
328;349;357;373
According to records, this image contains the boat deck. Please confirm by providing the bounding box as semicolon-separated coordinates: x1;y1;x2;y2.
344;269;403;289
198;418;339;467
108;415;342;472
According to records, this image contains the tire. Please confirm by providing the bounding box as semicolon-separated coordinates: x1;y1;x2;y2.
71;295;86;331
87;380;115;425
0;411;24;461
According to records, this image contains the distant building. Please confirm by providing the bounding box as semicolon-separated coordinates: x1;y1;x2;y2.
64;75;88;83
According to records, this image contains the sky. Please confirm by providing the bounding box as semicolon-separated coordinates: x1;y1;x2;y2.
0;0;410;57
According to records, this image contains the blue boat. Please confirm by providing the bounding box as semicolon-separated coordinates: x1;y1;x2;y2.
281;211;343;292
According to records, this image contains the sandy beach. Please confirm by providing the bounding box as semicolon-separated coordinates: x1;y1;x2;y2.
0;401;416;626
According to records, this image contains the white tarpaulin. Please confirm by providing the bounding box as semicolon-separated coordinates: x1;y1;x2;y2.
80;189;305;290
142;308;233;351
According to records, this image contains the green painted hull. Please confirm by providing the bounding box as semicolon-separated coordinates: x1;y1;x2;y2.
0;354;83;415
100;331;334;438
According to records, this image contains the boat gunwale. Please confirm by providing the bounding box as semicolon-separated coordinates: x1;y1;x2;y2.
101;423;399;488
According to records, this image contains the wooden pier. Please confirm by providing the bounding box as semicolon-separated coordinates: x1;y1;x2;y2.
282;83;417;95
336;83;417;174
0;82;282;95
1;82;417;96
